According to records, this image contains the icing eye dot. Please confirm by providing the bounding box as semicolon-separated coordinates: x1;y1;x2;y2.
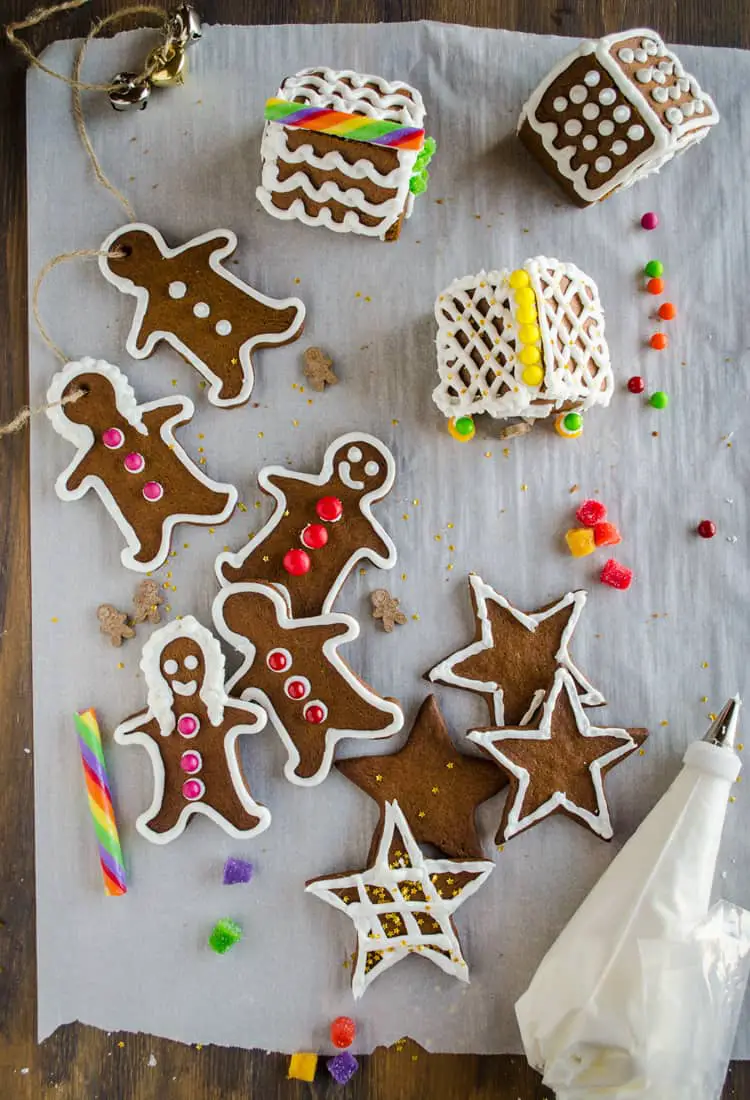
564;119;582;137
168;281;187;299
215;319;232;336
364;460;380;477
267;648;292;672
346;446;363;463
143;481;164;502
613;105;631;123
177;713;200;737
180;750;202;774
284;676;311;701
582;102;600;121
598;119;615;137
569;84;587;104
102;427;124;449
583;70;600;87
552;96;567;112
123;451;145;474
595;156;612;174
303;701;327;725
628;124;646;141
163;659;178;675
184;655;199;670
193;302;210;319
582;134;598;151
182;778;205;801
611;140;628;156
316;496;343;523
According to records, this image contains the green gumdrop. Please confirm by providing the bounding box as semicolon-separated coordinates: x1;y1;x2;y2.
455;416;474;436
564;412;583;432
644;259;664;278
209;918;243;954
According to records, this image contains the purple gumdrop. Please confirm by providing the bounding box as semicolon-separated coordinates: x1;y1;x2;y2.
222;857;253;886
326;1051;359;1085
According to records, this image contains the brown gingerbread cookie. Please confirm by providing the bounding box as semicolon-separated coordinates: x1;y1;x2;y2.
468;669;647;843
303;347;337;391
370;588;407;632
215;432;397;617
114;616;270;843
427;574;605;726
212;582;403;786
46;358;237;573
337;695;507;859
98;223;305;407
132;578;163;625
97;604;135;647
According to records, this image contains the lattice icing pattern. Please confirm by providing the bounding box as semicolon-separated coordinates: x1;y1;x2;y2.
432;257;613;422
518;29;718;205
256;67;432;241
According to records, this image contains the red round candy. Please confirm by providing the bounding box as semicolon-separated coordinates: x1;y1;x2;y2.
301;523;328;550
627;376;645;394
316;496;343;523
658;302;677;321
650;332;668;351
641;211;659;230
283;549;311;576
304;703;326;724
331;1016;356;1049
646;277;664;295
600;558;633;591
593;521;622;548
575;499;607;527
697;520;716;539
267;650;289;672
286;679;308;700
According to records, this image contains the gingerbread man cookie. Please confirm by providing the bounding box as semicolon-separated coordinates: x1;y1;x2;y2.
47;359;238;572
215;433;397;617
132;579;163;625
99;223;306;407
97;604;135;647
115;616;270;844
213;582;403;786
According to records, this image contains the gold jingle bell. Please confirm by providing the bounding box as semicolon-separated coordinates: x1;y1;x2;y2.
146;43;187;87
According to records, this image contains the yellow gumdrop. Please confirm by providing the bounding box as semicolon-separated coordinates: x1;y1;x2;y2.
516;305;538;325
514;286;536;307
288;1053;318;1082
565;528;596;557
522;365;544;386
518;323;540;344
509;269;530;289
519;344;541;366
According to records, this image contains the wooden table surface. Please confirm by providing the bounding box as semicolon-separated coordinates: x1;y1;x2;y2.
0;2;747;1096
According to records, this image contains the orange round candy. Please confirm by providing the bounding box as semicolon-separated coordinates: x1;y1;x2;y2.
658;302;677;320
650;332;668;351
647;277;665;295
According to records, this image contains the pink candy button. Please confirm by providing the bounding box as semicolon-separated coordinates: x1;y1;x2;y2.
102;427;124;449
182;778;205;801
180;750;202;774
123;452;145;473
143;481;164;502
177;714;199;737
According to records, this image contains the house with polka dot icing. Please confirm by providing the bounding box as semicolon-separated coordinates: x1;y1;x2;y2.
517;29;718;207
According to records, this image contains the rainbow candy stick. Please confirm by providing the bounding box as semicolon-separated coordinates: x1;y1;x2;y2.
264;98;425;150
74;708;127;896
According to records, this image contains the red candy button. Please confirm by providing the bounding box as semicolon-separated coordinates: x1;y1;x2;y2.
285;677;310;701
304;702;327;724
301;523;328;550
267;648;291;672
697;520;716;539
283;549;311;576
331;1016;356;1049
316;496;343;523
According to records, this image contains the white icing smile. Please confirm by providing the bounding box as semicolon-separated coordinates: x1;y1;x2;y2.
338;461;364;490
172;679;198;697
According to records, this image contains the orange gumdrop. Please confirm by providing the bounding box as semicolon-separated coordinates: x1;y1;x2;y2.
658;302;677;320
650;332;668;351
647;277;665;295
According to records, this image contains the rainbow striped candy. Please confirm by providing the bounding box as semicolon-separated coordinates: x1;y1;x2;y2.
264;98;425;150
75;708;127;896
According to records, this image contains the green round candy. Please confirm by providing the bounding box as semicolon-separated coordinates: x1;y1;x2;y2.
644;260;664;278
563;412;583;431
455;416;474;436
650;391;669;409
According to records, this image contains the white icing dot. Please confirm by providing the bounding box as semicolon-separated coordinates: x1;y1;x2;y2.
215;319;232;336
598;88;617;106
552;96;568;112
678;77;690;93
168;281;186;299
613;105;631;123
611;140;628;156
598;119;615;137
651;70;667;85
635;67;653;84
164;659;178;675
364;461;380;476
184;655;199;670
643;38;659;55
665;107;683;125
582;103;600;121
594;156;612;174
681;100;696;117
347;446;363;462
582;134;598;151
193;302;210;318
652;86;669;104
627;124;645;141
658;59;674;74
634;48;649;63
668;85;682;100
564;118;583;137
584;70;600;87
695;100;706;114
618;47;634;63
569;85;588;104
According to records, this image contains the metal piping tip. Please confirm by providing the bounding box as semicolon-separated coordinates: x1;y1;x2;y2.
703;695;742;748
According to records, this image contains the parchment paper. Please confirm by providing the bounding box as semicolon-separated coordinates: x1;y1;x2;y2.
27;22;750;1054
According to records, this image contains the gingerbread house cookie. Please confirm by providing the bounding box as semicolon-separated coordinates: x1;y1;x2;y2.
432;258;612;431
518;29;718;207
257;67;435;241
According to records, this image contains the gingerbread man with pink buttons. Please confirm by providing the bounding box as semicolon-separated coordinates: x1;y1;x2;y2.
115;615;270;844
46;358;237;572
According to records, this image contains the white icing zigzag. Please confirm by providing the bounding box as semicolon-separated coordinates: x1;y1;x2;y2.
278;67;425;127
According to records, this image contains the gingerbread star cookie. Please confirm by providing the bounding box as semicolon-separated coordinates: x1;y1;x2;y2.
99;223;305;407
337;695;506;859
427;574;604;725
215;432;397;617
468;669;647;843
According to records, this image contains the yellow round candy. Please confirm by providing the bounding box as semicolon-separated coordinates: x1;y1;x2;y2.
516;305;538;325
447;415;475;443
518;324;540;344
514;286;536;307
522;365;544;387
519;344;541;366
509;269;530;289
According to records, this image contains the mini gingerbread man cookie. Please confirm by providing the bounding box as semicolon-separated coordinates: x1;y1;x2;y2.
99;223;306;407
46;358;238;572
115;616;270;844
97;604;135;647
215;433;397;617
132;578;163;625
213;582;403;786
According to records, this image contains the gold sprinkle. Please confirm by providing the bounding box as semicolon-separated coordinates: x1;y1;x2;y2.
434;534;442;542
431;786;439;794
660;720;669;727
166;572;172;579
375;774;383;783
355;291;362;298
292;420;299;428
257;431;264;439
199;458;206;465
195;1043;203;1051
411;1054;419;1062
412;498;420;506
401;572;407;581
638;748;646;755
254;501;261;509
418;811;426;818
730;796;737;803
230;358;238;366
446;762;454;769
183;543;189;549
292;382;298;390
737;776;743;784
199;380;207;389
359;567;366;576
484;451;492;458
208;528;215;534
294;277;301;284
171;379;177;387
447;522;454;529
402;513;409;521
447;563;454;570
411;613;420;621
262;555;270;562
300;385;305;393
503;447;510;457
708;713;717;721
284;509;290;517
198;433;204;440
520;483;528;492
238;502;247;512
50;617;58;624
701;696;708;703
738;743;744;751
117;662;124;670
701;662;709;669
364;296;371;302
198;446;204;454
392;419;400;426
118;1041;125;1048
165;604;171;612
448;544;455;552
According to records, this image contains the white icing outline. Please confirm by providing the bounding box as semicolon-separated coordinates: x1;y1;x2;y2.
114;615;271;844
427;574;605;725
212;582;403;787
467;668;640;840
215;431;397;614
518;28;719;203
46;358;238;573
98;223;306;408
305;800;493;998
432;258;613;422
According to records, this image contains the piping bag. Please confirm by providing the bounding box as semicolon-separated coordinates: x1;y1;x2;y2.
516;697;750;1100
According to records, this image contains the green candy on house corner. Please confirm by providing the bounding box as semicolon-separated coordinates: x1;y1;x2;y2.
409;136;437;195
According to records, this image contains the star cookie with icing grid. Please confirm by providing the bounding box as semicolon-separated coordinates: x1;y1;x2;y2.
306;800;493;998
427;574;604;726
468;668;647;843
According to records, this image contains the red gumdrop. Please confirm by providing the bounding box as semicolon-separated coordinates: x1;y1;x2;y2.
301;523;329;550
331;1016;356;1049
627;376;645;394
316;496;343;523
283;549;311;576
697;520;716;539
593;521;622;547
575;499;607;527
600;558;633;590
